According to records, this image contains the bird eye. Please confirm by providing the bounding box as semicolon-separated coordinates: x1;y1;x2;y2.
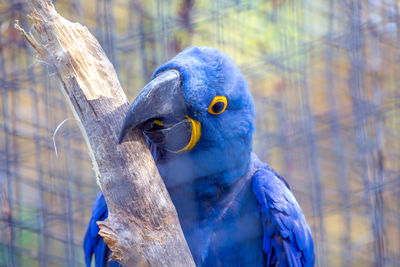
208;96;227;115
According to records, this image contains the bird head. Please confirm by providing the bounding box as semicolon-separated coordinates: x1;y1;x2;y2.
119;47;255;181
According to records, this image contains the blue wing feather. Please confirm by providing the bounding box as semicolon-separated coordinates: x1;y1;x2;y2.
84;193;120;267
84;192;108;267
252;168;315;267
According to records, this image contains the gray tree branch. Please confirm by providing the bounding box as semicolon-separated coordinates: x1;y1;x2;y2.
16;0;194;266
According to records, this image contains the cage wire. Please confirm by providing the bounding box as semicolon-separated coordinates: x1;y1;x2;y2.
1;0;400;266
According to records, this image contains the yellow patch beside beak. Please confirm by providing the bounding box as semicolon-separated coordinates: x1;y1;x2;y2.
176;115;201;153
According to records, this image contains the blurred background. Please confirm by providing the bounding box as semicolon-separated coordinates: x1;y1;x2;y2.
1;0;400;266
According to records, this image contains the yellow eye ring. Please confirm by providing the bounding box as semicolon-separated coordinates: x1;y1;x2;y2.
208;96;227;115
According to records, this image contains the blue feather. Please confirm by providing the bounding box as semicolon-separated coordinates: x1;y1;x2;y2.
84;193;120;267
253;167;315;266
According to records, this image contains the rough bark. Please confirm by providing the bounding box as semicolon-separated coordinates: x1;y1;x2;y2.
16;0;195;266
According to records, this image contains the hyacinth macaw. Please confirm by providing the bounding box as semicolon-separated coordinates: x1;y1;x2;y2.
84;47;315;267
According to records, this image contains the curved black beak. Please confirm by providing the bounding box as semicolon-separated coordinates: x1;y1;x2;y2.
119;70;198;152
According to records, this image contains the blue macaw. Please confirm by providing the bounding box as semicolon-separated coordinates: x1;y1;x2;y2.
84;47;315;267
